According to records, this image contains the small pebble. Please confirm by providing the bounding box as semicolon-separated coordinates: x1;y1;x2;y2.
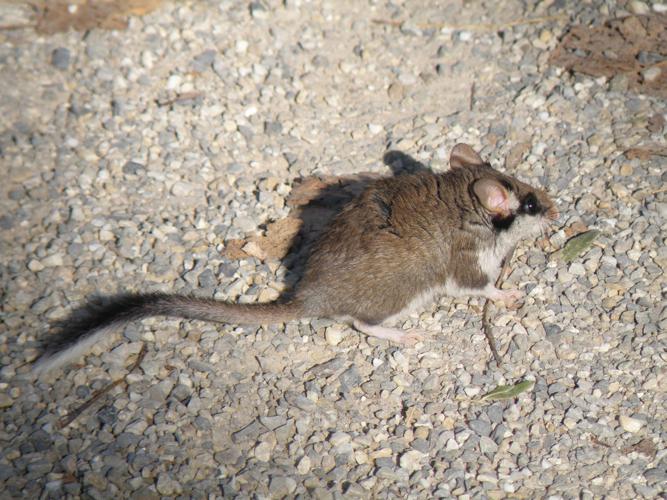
619;415;643;433
51;48;70;69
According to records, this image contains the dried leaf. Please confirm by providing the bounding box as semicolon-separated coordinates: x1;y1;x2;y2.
563;221;589;239
248;217;302;260
242;240;267;261
590;436;612;448
34;0;163;34
552;230;600;263
221;239;248;259
287;177;331;207
622;438;657;458
549;15;667;98
481;380;534;401
624;147;667;160
223;173;382;261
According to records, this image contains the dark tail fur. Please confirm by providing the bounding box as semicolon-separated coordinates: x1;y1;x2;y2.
32;293;302;376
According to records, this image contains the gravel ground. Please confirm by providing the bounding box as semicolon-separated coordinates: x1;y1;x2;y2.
1;0;666;498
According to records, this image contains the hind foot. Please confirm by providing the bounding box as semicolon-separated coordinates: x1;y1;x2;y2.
486;288;524;309
353;320;429;346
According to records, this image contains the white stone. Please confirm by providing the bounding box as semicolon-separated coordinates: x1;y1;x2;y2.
235;40;249;54
619;415;643;433
99;229;115;242
254;441;272;462
166;74;181;90
296;455;311;474
28;259;44;272
171;181;196;197
569;262;586;276
399;450;425;472
41;254;64;267
141;50;154;69
642;66;661;83
125;418;148;435
325;326;344;346
628;1;650;14
368;123;383;135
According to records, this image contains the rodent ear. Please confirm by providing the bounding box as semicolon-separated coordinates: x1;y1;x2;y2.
450;143;485;169
473;178;511;215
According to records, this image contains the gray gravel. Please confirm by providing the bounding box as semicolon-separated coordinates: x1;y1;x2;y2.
1;0;666;498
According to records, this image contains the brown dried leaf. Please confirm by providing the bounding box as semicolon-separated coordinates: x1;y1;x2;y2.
622;438;657;458
549;15;667;98
624;147;667;160
221;239;248;260
563;221;589;239
224;173;382;261
287;177;332;207
34;0;162;34
248;217;302;260
242;240;267;261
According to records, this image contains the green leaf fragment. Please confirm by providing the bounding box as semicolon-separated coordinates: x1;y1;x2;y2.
554;229;600;262
481;380;534;401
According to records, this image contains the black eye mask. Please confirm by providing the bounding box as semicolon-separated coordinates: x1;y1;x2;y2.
520;193;541;216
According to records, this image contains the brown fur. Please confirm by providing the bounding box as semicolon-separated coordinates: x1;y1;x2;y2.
296;162;555;323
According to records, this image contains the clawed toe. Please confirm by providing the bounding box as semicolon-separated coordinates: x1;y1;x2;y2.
503;291;524;309
489;288;524;309
400;328;426;346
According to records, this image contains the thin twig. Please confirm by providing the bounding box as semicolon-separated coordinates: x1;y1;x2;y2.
634;186;667;201
482;246;516;366
0;23;37;30
57;344;147;429
372;14;567;32
157;91;203;107
482;300;502;366
590;436;612;448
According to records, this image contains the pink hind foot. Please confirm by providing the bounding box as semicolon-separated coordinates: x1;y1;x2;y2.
486;287;525;309
353;320;430;346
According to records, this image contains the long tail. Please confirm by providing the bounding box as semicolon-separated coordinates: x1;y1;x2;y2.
32;293;303;376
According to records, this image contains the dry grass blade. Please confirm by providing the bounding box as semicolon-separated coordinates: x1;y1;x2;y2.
57;343;147;429
157;91;203;107
482;246;515;366
482;300;502;366
624;147;667;160
372;14;567;32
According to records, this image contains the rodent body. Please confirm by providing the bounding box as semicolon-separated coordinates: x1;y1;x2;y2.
32;144;558;375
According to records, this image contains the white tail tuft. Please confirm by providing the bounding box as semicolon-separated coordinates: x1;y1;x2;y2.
31;325;117;377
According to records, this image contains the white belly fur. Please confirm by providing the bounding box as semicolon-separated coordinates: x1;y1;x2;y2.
384;239;513;326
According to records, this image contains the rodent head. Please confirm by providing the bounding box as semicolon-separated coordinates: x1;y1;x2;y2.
450;143;559;239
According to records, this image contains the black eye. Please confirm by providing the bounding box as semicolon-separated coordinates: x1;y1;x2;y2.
522;193;540;215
